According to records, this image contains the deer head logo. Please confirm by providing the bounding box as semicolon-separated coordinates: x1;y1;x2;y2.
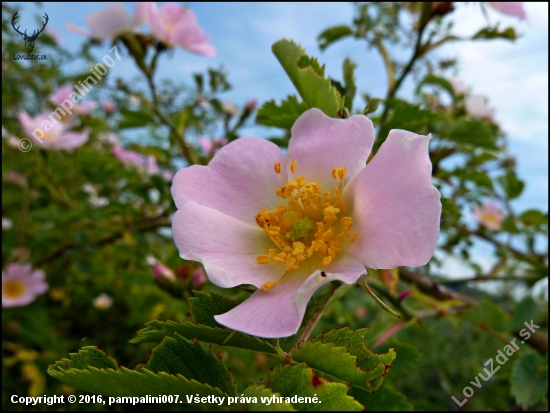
11;10;49;54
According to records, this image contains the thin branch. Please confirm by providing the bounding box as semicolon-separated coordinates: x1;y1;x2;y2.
35;215;171;266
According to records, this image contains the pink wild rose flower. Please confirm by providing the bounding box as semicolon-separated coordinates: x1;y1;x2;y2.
487;2;527;20
145;3;216;57
49;86;96;117
152;262;176;282
465;94;495;122
67;3;147;40
2;263;48;308
19;111;89;151
171;108;441;338
111;145;143;165
473;201;506;230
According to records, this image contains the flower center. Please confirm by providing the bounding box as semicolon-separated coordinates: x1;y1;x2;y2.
255;160;358;291
480;212;501;228
3;279;26;299
43;133;57;141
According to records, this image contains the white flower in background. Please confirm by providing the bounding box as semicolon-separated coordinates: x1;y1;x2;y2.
92;293;113;310
222;100;239;117
81;183;109;207
465;94;495;121
449;77;468;96
2;218;13;230
145;255;158;266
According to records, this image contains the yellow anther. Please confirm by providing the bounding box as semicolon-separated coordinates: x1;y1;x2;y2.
262;281;278;291
339;167;347;180
257;255;270;265
256;164;358;283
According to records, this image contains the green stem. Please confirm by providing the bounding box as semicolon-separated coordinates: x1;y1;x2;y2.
358;276;401;318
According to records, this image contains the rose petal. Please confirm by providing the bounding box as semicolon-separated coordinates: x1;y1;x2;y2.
52;131;89;152
147;2;171;44
172;20;216;57
214;254;365;338
87;3;133;39
287;108;375;192
172;201;286;288
172;137;286;225
345;130;441;268
488;2;527;20
132;2;149;26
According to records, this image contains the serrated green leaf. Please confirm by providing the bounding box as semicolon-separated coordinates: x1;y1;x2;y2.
189;290;239;328
349;384;414;411
318;25;353;50
342;58;357;111
306;328;396;392
272;39;343;117
473;26;517;41
519;209;548;227
362;97;383;115
131;320;279;355
256;96;308;129
292;340;393;392
48;346;229;399
147;334;236;396
509;297;546;332
416;73;456;98
242;385;295;411
498;171;525;200
463;300;509;333
263;363;363;411
379;99;440;140
434;118;499;150
510;352;548;409
118;109;156;129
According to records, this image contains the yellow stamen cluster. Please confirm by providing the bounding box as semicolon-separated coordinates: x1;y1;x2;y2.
256;161;358;291
2;280;25;299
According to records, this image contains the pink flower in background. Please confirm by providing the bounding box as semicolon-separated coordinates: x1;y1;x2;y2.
197;94;211;108
245;99;258;112
487;2;527;20
192;268;207;289
2;263;48;308
98;132;122;146
4;171;27;188
152;262;176;282
46;27;62;43
102;100;116;113
92;293;113;310
171;108;441;338
19;112;89;151
144;155;160;175
67;3;147;40
146;3;216;57
465;94;495;122
449;77;468;96
111;145;143;165
473;201;506;230
199;136;228;156
49;86;96;116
